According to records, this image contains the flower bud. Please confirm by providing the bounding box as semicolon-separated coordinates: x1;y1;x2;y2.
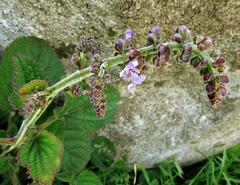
115;38;124;51
176;25;191;41
180;46;192;62
158;44;170;54
197;43;206;51
203;36;213;48
159;54;170;63
197;36;213;51
218;86;227;97
158;44;170;63
213;56;225;67
172;32;181;43
206;83;216;94
125;29;136;45
128;49;141;59
147;32;155;45
219;75;229;84
152;26;161;38
203;72;215;82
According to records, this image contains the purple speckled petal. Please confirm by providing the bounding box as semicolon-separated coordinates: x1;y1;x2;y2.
131;73;146;85
119;67;131;81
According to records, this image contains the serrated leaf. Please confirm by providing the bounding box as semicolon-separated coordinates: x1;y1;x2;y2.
71;170;103;185
54;86;119;131
48;120;92;175
91;136;116;170
18;130;63;185
0;37;65;112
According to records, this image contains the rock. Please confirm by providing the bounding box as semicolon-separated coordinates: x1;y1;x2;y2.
1;0;240;167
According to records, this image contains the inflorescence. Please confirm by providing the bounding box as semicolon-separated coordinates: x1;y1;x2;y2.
23;25;229;120
67;25;229;118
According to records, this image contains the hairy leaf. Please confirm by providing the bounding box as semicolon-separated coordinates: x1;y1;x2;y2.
0;37;65;112
48;120;92;175
18;130;63;185
54;86;120;131
71;170;103;185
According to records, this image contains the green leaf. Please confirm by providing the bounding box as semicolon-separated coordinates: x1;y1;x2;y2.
54;86;120;131
48;120;92;175
18;130;63;185
71;170;103;185
0;37;65;112
57;171;75;183
91;136;116;170
0;156;9;174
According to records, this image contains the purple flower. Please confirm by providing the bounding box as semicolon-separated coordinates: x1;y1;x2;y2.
152;26;161;37
120;59;146;93
147;32;155;45
175;25;191;42
115;38;124;51
125;29;136;45
125;29;136;39
172;32;181;43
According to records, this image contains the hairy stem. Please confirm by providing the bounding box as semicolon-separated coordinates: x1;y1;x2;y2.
1;41;213;155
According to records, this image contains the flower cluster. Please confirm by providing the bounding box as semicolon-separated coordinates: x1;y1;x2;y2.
119;50;147;93
115;29;136;53
172;25;191;43
88;76;108;118
195;36;213;51
23;87;46;119
71;37;101;69
146;26;161;45
153;44;170;67
192;55;229;105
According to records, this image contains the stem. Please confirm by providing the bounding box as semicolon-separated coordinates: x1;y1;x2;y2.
1;41;213;155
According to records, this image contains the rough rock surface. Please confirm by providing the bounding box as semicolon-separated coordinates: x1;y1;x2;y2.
1;0;240;167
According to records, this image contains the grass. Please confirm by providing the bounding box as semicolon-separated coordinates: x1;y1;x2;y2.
94;144;240;185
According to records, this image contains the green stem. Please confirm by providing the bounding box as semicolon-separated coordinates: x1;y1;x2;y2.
1;41;213;155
